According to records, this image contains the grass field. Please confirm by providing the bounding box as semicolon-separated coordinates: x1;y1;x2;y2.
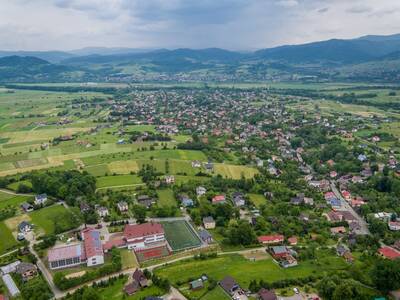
29;204;72;235
155;252;348;289
157;189;177;207
96;175;143;188
0;221;18;255
96;277;164;300
162;220;202;251
202;286;231;300
0;192;32;210
248;194;266;208
214;164;258;179
120;249;139;269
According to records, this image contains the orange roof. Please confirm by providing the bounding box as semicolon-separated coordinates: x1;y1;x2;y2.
379;246;400;260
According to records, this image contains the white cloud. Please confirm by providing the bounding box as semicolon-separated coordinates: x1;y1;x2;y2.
0;0;399;50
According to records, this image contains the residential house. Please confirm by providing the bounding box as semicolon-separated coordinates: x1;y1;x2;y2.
132;268;148;287
270;246;290;259
288;236;298;245
203;216;216;229
303;197;314;206
80;202;91;213
378;246;400;260
34;194;47;206
97;206;109;217
232;192;246;207
20;202;33;213
212;195;226;204
117;201;129;213
137;195;156;208
219;276;240;296
198;229;213;244
196;186;207;197
18;221;32;233
190;279;204;290
389;221;400;231
257;235;284;245
330;226;347;235
179;195;194;207
191;160;202;168
124;282;139;296
164;175;175;185
258;288;277;300
15;263;37;281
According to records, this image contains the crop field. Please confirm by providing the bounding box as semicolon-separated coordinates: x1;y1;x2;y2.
161;220;202;251
0;221;18;255
155;252;348;288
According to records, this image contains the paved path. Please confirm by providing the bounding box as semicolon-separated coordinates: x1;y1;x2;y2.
330;181;370;235
0;248;19;259
29;243;63;299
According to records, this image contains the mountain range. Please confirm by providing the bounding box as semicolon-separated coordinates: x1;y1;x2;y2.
2;33;400;83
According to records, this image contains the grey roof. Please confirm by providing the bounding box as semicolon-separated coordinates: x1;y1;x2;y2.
219;276;239;294
2;274;20;297
203;216;214;223
15;262;36;274
198;229;212;240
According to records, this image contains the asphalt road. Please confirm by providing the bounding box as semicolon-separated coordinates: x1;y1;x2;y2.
330;181;370;235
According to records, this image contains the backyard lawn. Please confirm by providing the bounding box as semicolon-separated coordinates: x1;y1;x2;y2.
157;189;176;207
29;204;77;235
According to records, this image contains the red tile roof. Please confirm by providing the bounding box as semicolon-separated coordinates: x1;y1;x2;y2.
258;235;284;244
124;222;164;240
379;246;400;260
103;238;127;251
212;195;226;203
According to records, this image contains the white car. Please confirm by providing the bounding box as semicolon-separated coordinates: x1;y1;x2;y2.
293;288;300;294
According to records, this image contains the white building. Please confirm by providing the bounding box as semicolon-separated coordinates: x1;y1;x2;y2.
123;223;165;250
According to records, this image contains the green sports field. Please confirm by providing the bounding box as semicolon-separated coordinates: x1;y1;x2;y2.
161;220;202;251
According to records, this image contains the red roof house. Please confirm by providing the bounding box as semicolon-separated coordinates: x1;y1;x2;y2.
379;246;400;260
257;235;284;244
212;195;226;204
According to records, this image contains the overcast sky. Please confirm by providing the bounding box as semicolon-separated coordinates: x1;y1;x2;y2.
1;0;400;51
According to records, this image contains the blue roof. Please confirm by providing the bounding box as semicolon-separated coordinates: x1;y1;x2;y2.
90;230;102;249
